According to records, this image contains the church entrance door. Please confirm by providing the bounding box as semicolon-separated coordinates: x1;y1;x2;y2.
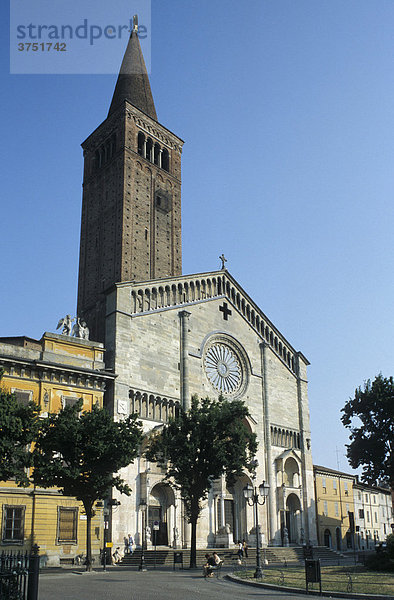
230;475;252;543
149;483;175;546
285;494;301;544
148;506;168;545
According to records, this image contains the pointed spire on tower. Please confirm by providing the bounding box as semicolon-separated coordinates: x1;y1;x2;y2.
108;15;157;120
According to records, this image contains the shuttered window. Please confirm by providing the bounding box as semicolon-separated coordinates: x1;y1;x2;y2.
57;508;78;543
11;389;32;406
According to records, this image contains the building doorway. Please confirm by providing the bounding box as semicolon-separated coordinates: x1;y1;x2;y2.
149;483;175;546
285;493;301;543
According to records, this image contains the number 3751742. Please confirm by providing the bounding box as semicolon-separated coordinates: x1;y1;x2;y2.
18;42;66;51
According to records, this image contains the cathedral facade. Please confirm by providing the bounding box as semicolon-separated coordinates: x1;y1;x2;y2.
77;22;317;549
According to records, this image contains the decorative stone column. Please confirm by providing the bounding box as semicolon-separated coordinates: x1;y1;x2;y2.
220;494;225;528
260;342;277;544
179;310;191;411
295;353;314;544
207;488;215;547
181;499;190;549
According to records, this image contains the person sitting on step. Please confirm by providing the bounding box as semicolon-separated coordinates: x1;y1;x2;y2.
203;553;217;577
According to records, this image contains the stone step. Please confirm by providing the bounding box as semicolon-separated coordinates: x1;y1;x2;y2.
119;546;353;568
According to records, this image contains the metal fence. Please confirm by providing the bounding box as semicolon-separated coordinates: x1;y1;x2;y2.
233;563;394;597
0;550;28;600
0;545;40;600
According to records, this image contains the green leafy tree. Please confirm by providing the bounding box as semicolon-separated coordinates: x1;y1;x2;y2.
387;533;394;559
32;400;143;571
341;374;394;488
0;372;39;486
146;395;257;568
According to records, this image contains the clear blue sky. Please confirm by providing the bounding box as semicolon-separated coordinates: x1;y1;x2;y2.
2;0;394;473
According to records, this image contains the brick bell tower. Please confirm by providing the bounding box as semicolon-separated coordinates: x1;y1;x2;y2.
77;17;184;341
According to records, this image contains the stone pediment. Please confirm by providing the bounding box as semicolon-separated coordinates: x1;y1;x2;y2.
113;270;308;377
275;448;302;464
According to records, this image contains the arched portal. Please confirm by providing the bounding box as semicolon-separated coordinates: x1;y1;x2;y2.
149;483;175;546
230;474;252;543
324;528;332;547
285;493;301;544
284;457;300;487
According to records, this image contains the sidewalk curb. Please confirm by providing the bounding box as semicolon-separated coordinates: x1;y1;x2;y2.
226;574;394;600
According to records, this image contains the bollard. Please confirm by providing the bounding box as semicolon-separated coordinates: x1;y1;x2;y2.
27;544;40;600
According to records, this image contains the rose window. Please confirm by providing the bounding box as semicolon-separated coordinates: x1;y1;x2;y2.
204;344;242;394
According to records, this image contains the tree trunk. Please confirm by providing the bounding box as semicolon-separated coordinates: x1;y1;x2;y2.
190;514;198;569
84;501;93;572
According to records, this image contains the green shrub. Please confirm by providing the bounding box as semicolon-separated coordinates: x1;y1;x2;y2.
366;551;394;572
386;534;394;559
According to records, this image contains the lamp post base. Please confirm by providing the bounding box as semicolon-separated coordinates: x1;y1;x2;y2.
138;552;147;572
254;567;264;579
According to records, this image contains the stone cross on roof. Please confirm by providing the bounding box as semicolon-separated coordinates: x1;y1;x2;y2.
219;254;227;270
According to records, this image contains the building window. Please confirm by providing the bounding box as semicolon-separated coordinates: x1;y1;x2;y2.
323;501;328;516
366;511;370;523
2;506;25;543
137;131;145;156
374;512;378;523
11;389;33;406
57;508;78;544
162;148;169;172
346;504;349;514
359;509;364;519
335;502;339;517
61;396;82;412
373;496;376;504
332;479;338;494
322;478;326;492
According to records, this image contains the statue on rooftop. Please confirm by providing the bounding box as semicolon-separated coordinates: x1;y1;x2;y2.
56;314;74;336
72;317;90;340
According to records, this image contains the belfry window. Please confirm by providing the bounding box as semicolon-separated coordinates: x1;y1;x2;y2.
138;132;145;156
154;143;160;166
162;148;169;171
136;131;170;172
146;138;153;162
94;132;117;170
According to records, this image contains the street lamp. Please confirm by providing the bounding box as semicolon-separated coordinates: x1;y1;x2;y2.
103;508;110;571
138;500;147;572
243;481;270;579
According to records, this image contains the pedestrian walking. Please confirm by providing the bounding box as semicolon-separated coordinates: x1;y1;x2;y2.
242;539;248;558
237;540;243;561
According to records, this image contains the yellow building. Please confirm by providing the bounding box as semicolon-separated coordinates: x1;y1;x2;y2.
0;331;115;566
314;465;356;552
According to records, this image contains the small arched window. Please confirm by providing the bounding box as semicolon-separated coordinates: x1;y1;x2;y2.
162;148;169;171
137;132;145;157
146;138;153;162
154;143;161;166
